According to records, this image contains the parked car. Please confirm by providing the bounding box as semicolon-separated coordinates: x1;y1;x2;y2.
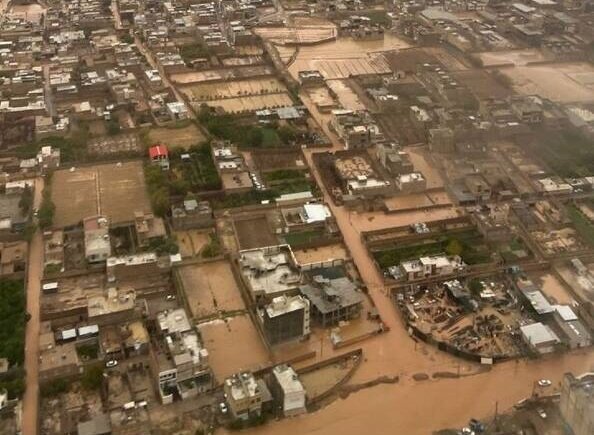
105;360;118;368
538;379;552;387
537;409;547;419
219;402;228;414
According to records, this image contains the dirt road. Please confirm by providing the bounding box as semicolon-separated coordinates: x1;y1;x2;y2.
22;177;44;435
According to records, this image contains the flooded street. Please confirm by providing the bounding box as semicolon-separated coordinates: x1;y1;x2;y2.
241;143;594;434
232;350;593;435
277;35;410;81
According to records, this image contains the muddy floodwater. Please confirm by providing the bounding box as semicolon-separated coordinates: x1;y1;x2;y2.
277;35;410;81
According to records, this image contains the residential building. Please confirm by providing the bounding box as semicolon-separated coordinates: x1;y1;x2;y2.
258;295;310;345
400;255;465;281
239;245;301;302
300;275;363;327
83;216;111;264
559;372;594;435
150;308;212;404
395;172;427;193
171;199;214;230
270;364;306;417
43;230;64;268
134;211;166;247
224;371;270;420
0;240;27;276
149;144;170;171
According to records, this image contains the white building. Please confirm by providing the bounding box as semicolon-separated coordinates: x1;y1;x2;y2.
83;216;111;263
271;364;306;416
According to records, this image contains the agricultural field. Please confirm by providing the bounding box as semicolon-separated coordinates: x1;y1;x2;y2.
199;94;294;114
180;77;287;101
171;144;221;192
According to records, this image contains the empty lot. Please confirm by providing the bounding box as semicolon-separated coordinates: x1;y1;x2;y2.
198;315;271;381
293;243;348;264
174;229;211;258
499;62;594;103
148;124;207;150
234;216;278;250
180;77;287;101
51;161;151;228
177;260;245;319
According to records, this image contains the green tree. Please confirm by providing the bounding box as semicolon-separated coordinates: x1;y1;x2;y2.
247;128;263;147
81;364;104;391
445;239;463;256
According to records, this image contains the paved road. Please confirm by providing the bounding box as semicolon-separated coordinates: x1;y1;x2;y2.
22;177;44;435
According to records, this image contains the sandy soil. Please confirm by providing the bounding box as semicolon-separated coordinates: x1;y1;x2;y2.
198;315;271;380
384;191;453;212
234;217;278;250
405;147;445;189
52;161;151;228
293;243;348;264
326;80;366;111
501;62;594;103
174;230;211;258
477;49;546;67
177;260;245;319
148;124;206;150
282;35;409;81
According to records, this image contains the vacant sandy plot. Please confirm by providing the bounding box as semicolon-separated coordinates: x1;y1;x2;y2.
327;80;365;111
533;273;575;305
405;147;445;189
174;229;211;258
180;77;287;101
148;124;207;150
234;217;277;249
178;260;245;319
452;70;512;100
198;315;271;380
52;161;151;228
293;243;348;264
384;191;453;212
500;63;594;103
476;49;546;67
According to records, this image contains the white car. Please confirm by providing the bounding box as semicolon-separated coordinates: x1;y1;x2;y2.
219;402;228;414
537;409;547;419
105;360;118;368
538;379;552;387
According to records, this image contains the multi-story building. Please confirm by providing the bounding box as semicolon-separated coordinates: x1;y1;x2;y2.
269;364;306;417
258;295;310;345
559;372;594;435
83;216;111;264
